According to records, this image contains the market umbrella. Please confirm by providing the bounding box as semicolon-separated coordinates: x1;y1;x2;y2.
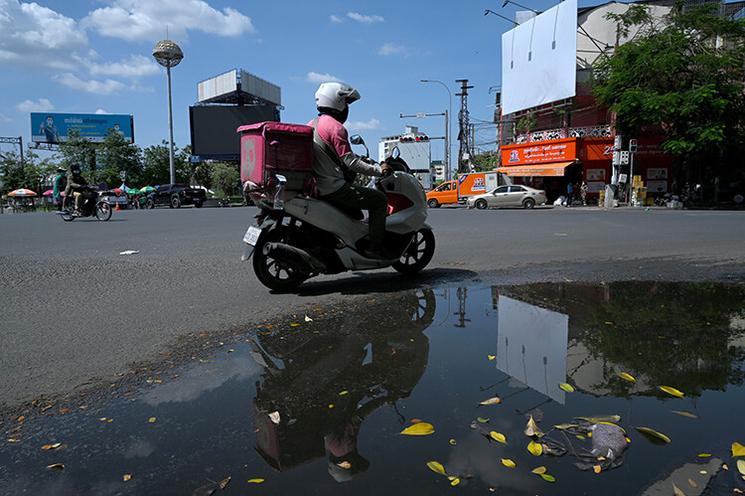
43;189;54;197
8;188;37;197
126;187;140;195
113;187;123;194
139;186;155;193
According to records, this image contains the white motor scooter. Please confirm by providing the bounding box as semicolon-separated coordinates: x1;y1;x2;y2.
241;136;435;292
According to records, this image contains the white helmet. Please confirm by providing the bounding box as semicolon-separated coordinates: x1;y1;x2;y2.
315;82;361;111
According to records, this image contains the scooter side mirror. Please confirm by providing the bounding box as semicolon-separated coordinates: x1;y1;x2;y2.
349;134;365;146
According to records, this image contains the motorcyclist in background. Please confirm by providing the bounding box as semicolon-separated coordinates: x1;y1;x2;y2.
310;82;392;259
64;164;88;214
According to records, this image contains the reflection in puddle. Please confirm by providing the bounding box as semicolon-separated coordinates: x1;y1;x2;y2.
2;282;745;495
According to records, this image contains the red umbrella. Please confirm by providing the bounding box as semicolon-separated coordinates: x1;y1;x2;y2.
113;187;123;194
43;189;54;197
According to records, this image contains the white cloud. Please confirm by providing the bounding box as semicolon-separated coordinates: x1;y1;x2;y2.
15;98;54;113
346;12;384;24
94;108;109;114
330;14;344;23
89;54;160;78
307;71;341;84
378;42;407;56
0;0;88;70
83;0;254;42
348;118;381;131
54;73;125;95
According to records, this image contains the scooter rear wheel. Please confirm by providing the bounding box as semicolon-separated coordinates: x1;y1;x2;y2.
393;228;435;275
252;230;307;292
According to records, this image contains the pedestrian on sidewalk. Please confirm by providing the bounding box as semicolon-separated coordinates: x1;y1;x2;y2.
565;182;574;207
580;181;588;206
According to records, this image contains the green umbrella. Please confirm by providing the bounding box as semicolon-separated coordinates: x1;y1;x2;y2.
126;187;140;195
139;186;155;193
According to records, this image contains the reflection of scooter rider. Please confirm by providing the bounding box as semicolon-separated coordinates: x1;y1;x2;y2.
310;82;393;259
65;164;88;214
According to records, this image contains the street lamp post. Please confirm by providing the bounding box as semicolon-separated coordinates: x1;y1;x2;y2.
153;39;184;185
420;80;452;181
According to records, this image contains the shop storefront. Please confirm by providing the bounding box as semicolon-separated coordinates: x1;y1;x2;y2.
499;136;672;203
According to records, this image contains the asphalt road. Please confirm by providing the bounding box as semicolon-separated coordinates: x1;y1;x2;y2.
2;205;745;409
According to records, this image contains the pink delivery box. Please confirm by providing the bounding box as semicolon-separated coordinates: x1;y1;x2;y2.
238;122;314;191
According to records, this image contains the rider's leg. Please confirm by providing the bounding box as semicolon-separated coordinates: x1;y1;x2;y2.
73;192;83;211
322;184;388;252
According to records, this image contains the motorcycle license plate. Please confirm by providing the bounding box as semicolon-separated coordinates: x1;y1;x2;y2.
243;226;261;246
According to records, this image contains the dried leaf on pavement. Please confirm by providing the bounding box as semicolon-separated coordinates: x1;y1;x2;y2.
479;396;501;406
501;458;516;468
636;426;671;444
618;372;636;383
524;415;543;438
148;417;157;423
531;466;547;475
268;411;280;424
123;474;132;482
426;461;446;476
733;442;745;457
46;463;64;470
246;478;265;484
41;443;62;451
559;383;575;393
489;431;507;444
527;440;543;456
218;476;231;489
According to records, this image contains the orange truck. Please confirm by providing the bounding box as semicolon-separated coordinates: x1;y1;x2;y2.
426;172;499;208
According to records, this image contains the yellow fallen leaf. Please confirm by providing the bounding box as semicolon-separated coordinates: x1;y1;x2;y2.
17;415;25;423
723;464;729;471
671;410;698;419
527;440;543;456
336;461;352;469
540;473;556;482
636;426;671;444
479;396;501;406
489;431;507;444
450;477;461;486
618;372;636;383
737;459;745;476
593;465;602;474
524;415;543;438
338;390;349;396
697;453;712;458
487;355;496;361
576;435;586;440
123;474;132;482
148;417;157;423
733;442;745;457
531;466;547;475
328;404;334;409
699;470;708;475
501;458;516;468
304;315;313;322
426;461;446;476
41;443;62;451
625;437;632;444
400;422;435;436
477;417;490;423
687;478;697;488
290;323;300;327
449;439;457;446
559;382;575;393
672;483;686;496
553;423;577;430
47;463;64;470
658;385;685;398
576;415;621;423
247;478;265;484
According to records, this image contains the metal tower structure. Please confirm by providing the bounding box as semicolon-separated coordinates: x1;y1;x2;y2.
456;79;474;172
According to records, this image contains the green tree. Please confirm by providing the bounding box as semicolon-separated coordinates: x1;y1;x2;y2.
58;129;96;181
211;162;240;197
96;130;143;187
0;149;57;194
593;1;745;190
142;141;190;186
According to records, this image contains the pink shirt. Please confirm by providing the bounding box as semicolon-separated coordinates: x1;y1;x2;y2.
309;114;352;159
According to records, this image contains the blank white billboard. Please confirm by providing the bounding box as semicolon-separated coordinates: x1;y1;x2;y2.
501;0;577;115
198;69;238;103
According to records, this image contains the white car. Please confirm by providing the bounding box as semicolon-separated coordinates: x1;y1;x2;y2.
467;185;547;209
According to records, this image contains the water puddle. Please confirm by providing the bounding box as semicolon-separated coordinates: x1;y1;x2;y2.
2;282;745;495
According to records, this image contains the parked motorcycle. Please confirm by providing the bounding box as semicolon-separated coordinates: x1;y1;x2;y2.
241;134;435;292
58;186;112;222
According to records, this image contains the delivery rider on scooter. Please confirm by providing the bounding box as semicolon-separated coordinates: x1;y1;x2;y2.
310;82;393;259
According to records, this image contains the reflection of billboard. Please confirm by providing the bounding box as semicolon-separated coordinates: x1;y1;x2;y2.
189;105;279;161
500;0;577;115
31;112;134;144
496;296;569;404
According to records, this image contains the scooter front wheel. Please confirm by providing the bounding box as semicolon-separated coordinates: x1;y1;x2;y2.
95;202;112;221
393;228;435;275
252;231;307;292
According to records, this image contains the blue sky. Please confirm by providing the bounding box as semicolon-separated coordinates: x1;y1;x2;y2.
1;0;594;162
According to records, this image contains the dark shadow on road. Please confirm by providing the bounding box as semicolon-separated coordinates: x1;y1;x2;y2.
289;267;478;297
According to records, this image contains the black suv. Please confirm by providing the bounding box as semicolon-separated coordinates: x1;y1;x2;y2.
146;184;206;209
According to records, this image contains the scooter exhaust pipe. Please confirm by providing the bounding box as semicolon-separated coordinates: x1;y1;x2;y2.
263;242;326;273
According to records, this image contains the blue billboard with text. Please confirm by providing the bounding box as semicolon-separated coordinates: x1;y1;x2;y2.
30;113;134;144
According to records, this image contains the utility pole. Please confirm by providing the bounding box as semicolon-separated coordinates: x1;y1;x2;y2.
420;80;452;181
456;79;474;173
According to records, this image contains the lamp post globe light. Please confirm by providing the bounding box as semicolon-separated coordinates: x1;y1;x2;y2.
152;39;184;185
